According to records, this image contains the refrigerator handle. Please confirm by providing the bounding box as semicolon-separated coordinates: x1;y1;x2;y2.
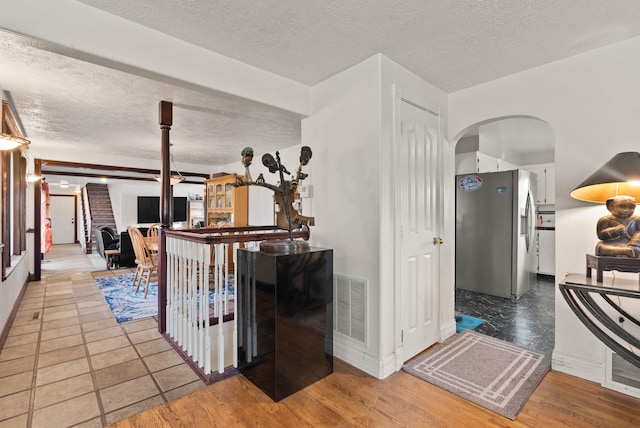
524;190;535;252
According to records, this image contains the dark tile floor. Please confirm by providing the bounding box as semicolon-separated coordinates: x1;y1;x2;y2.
455;275;555;359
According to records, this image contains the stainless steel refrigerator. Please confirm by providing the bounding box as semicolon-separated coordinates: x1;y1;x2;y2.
455;170;537;299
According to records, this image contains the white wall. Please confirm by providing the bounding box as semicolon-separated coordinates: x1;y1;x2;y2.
479;131;523;165
298;54;450;379
0;256;29;339
107;181;205;232
302;55;382;375
449;35;640;383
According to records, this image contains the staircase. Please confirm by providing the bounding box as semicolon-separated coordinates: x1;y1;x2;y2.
80;188;92;253
85;183;118;251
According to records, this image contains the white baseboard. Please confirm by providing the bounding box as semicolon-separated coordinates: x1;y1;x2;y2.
552;349;603;383
333;321;459;380
440;319;456;341
602;379;640;399
333;336;387;379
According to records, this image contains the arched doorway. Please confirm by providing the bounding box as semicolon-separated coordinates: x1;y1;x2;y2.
452;116;556;358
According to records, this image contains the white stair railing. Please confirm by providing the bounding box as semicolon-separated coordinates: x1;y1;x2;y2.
162;226;310;376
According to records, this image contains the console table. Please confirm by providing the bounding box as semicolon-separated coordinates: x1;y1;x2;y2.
236;246;333;401
559;273;640;369
586;253;640;283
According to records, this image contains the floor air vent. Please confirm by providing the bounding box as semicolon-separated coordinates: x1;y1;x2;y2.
335;274;367;344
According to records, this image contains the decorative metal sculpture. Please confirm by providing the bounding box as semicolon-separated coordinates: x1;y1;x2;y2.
241;146;254;182
234;146;315;247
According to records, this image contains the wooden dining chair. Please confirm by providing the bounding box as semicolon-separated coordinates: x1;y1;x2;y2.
128;226;158;298
127;226;142;286
146;223;161;253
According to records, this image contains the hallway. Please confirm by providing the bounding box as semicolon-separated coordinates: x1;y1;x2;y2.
0;244;206;427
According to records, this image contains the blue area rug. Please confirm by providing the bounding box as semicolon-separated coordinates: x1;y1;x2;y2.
95;274;234;323
95;274;159;323
456;314;484;333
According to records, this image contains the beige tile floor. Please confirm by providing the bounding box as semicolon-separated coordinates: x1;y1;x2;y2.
0;244;207;427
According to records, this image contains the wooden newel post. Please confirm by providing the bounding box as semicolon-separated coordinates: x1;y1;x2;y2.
159;101;173;228
158;101;172;333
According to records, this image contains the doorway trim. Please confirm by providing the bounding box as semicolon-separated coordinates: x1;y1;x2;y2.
390;84;445;371
49;194;78;244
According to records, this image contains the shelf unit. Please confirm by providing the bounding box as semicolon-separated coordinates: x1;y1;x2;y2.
187;200;205;228
205;173;248;227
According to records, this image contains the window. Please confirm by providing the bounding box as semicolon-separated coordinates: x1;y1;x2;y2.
1;100;28;280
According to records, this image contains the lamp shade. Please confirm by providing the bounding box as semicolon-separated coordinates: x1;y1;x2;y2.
154;175;185;185
570;152;640;203
0;133;30;150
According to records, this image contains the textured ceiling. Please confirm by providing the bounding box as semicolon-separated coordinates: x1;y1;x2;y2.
3;1;640;177
0;31;302;170
78;0;640;90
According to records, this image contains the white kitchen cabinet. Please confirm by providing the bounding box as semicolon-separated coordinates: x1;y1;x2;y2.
476;152;499;172
537;229;555;275
456;151;492;174
544;166;555;204
498;158;519;171
456;151;519;174
455;152;473;174
526;164;555;205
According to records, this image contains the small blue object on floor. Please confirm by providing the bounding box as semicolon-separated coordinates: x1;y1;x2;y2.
455;314;484;333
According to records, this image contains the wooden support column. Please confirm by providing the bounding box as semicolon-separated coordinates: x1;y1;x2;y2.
159;101;173;228
158;101;172;333
33;159;42;281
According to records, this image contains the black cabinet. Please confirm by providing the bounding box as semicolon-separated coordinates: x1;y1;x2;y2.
237;247;333;401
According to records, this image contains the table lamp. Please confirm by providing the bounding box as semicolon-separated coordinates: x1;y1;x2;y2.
561;152;640;369
571;152;640;281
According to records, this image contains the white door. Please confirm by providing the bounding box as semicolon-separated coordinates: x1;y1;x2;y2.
50;195;76;244
397;97;441;361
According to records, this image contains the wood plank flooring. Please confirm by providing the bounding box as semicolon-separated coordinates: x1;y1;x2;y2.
112;358;640;427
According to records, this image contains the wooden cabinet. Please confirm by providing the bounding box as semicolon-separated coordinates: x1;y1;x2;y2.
205;173;248;227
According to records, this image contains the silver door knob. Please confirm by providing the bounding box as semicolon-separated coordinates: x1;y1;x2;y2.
433;237;443;245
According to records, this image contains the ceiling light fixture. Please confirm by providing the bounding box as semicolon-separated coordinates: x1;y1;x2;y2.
0;133;30;151
154;153;185;185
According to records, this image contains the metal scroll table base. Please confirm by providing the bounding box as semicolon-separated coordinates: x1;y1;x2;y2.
559;274;640;369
